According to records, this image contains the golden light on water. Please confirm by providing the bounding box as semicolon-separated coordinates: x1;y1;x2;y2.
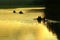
0;7;57;40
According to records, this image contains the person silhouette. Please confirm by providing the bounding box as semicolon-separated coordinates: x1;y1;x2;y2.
36;16;42;23
34;16;45;23
19;11;23;14
13;10;16;13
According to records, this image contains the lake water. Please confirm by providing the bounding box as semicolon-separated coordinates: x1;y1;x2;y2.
0;7;57;40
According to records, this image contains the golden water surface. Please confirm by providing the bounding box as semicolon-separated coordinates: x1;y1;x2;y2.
0;7;57;40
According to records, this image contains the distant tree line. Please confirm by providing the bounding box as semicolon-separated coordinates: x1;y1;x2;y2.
0;0;45;7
